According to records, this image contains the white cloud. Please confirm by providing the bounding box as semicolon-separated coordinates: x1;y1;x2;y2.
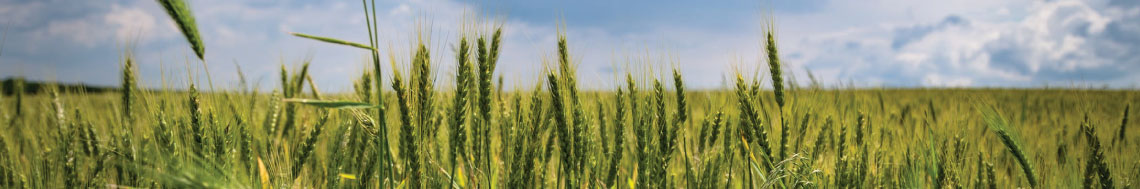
0;1;45;27
42;18;103;47
782;0;1138;87
104;4;159;43
5;1;178;52
390;4;412;16
923;74;973;87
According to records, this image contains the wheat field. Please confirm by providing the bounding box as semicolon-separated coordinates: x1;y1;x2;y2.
0;0;1137;188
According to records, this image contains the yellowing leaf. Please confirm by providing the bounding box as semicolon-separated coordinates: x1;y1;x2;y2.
258;157;271;189
455;166;467;188
339;173;357;180
627;165;638;189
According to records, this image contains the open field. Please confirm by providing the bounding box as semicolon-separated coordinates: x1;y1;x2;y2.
2;0;1138;188
2;70;1139;188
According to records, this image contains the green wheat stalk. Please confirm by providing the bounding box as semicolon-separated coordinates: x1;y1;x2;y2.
476;29;503;123
555;35;586;183
294;112;330;176
473;28;502;181
653;78;673;187
1080;116;1114;188
305;75;322;99
156;0;205;60
189;83;204;157
121;56;137;123
606;87;626;187
735;73;771;162
449;36;472;187
411;42;434;139
548;70;577;185
673;69;689;124
392;66;419;186
764;31;784;108
1117;104;1130;145
980;106;1036;187
360;0;395;184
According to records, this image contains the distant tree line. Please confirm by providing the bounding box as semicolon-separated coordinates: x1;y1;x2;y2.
1;77;116;96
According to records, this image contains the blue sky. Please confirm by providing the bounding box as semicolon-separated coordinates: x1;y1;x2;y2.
1;0;1138;91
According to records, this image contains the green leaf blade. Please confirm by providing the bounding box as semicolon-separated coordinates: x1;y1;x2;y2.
284;98;377;109
289;32;375;51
